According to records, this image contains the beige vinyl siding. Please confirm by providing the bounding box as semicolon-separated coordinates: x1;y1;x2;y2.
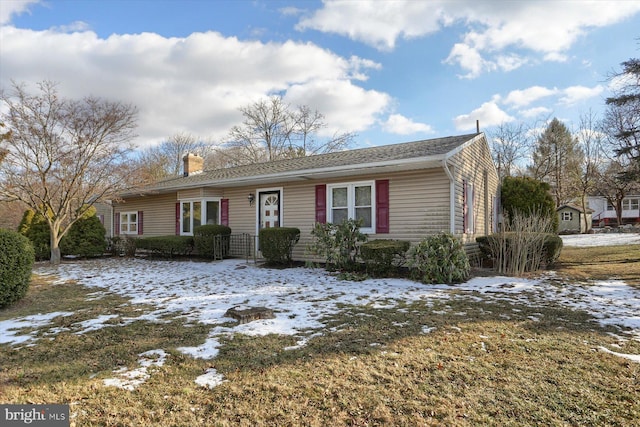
178;188;224;199
113;193;178;237
93;202;113;238
448;136;499;243
188;169;454;260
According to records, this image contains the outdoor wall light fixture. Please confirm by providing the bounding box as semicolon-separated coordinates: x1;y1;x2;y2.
248;193;255;206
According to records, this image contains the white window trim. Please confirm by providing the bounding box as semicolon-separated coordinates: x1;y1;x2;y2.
120;211;138;235
623;198;639;211
327;181;376;234
180;197;221;236
562;212;573;221
465;181;475;234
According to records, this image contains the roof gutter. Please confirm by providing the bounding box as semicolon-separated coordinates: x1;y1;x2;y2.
442;154;456;234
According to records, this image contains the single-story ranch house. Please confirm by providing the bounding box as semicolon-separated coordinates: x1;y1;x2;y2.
112;132;500;260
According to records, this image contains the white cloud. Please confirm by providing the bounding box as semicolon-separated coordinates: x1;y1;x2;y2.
299;0;640;77
381;114;434;135
520;106;553;119
559;85;604;105
503;86;558;108
296;0;447;51
444;43;492;79
285;80;390;136
0;0;40;25
454;101;515;131
50;20;90;33
0;26;388;147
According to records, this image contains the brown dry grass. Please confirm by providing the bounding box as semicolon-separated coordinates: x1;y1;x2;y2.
1;249;639;426
555;244;640;286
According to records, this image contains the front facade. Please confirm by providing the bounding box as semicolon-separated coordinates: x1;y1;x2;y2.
114;133;499;260
588;195;640;226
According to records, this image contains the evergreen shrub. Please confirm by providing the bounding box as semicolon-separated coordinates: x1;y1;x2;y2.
60;207;106;257
408;233;469;284
259;227;300;265
18;209;50;261
136;236;194;258
308;219;367;271
193;225;232;259
360;239;410;277
0;229;35;308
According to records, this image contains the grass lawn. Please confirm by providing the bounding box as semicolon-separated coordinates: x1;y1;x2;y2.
1;245;639;426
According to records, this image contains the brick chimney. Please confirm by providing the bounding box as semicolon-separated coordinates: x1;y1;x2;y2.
183;153;204;177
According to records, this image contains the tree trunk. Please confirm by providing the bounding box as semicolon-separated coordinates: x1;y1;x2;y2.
50;229;62;265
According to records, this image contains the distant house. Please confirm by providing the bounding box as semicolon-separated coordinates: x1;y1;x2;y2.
557;204;593;234
588;195;640;227
113;133;499;260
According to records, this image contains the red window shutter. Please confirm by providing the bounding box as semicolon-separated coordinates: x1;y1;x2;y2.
175;203;180;235
315;184;326;223
221;198;229;226
137;210;143;235
114;212;120;236
376;179;390;234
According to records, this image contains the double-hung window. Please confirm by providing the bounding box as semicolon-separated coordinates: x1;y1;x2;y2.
562;212;573;221
327;182;374;233
623;198;639;211
120;212;138;235
180;199;220;235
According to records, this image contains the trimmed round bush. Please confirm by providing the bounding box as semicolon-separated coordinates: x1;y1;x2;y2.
408;233;470;284
194;224;232;259
259;227;300;265
360;239;410;277
0;229;35;308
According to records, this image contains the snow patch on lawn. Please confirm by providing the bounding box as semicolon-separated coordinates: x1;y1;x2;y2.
599;346;640;363
0;312;74;346
103;349;167;391
195;368;226;389
561;232;640;247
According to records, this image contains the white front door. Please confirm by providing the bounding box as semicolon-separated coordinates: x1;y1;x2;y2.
260;191;280;229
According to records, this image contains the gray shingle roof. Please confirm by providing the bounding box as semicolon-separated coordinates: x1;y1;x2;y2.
125;133;480;195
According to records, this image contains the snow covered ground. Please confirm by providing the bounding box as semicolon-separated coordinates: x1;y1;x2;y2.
561;231;640;247
1;232;639;389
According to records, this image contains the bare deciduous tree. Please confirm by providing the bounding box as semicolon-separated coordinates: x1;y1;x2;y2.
223;96;355;166
575;111;604;232
133;132;215;183
488;122;531;179
0;81;138;264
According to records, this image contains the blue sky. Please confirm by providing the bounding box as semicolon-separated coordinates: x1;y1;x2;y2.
1;0;639;149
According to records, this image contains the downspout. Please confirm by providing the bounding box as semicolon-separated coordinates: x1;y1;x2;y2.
442;155;456;234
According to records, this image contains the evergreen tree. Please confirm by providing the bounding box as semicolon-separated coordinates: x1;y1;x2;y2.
529;118;584;207
604;58;640;182
501;176;558;232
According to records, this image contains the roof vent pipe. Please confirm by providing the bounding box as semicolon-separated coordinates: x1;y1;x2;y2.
476;120;480;134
